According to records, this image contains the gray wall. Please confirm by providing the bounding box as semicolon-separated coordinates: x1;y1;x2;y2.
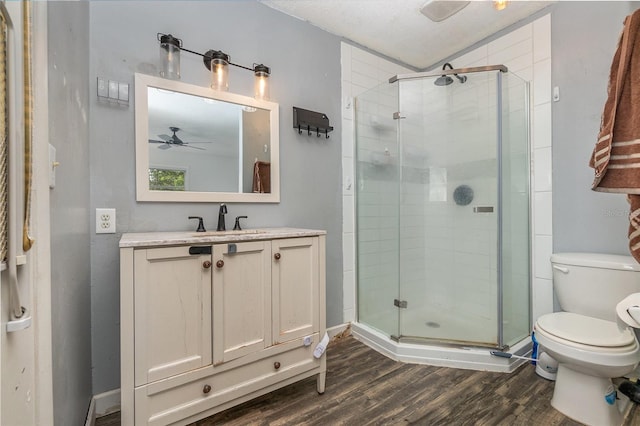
552;1;640;254
48;2;93;424
89;1;343;394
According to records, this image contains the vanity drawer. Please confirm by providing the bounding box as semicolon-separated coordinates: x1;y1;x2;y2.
135;345;321;426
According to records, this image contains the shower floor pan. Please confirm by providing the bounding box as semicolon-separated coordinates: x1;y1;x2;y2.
351;322;532;373
399;304;498;344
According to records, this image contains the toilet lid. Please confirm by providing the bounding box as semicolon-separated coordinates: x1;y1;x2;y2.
536;312;636;347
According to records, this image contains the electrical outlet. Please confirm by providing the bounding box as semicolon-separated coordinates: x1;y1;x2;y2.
96;208;116;234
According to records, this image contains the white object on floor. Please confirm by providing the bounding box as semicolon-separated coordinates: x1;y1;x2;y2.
314;332;329;358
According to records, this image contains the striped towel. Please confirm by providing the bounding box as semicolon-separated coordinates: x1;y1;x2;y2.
589;9;640;262
590;8;640;262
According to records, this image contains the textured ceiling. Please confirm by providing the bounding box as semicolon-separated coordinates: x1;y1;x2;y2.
260;0;554;69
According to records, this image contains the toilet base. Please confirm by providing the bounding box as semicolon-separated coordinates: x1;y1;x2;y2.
551;364;623;426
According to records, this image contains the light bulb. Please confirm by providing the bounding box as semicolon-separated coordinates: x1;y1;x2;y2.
253;64;270;100
158;34;181;80
493;0;508;11
209;52;229;92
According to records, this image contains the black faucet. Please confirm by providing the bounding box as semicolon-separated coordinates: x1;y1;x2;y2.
188;216;206;232
217;204;228;231
233;216;248;230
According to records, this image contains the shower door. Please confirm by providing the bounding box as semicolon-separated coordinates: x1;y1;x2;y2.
396;71;501;346
355;81;401;339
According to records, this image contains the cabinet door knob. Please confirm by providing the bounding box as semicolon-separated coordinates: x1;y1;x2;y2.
274;253;281;260
203;261;212;269
274;361;281;370
216;260;224;268
203;384;211;394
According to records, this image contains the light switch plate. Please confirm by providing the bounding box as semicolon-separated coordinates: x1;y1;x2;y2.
118;82;129;102
97;77;108;98
108;80;119;99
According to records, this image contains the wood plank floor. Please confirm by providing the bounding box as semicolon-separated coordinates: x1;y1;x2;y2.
98;334;640;425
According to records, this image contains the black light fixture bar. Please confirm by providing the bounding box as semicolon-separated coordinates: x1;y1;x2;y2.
159;35;269;75
157;33;271;98
177;47;250;71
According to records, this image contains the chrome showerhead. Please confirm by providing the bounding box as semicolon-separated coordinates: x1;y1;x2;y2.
434;75;454;86
434;62;467;86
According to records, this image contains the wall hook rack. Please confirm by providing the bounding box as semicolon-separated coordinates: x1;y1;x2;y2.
293;107;333;139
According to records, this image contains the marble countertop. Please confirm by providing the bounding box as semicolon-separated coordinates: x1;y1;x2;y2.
119;227;326;248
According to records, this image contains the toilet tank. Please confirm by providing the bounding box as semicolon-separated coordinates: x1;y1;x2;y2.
551;253;640;322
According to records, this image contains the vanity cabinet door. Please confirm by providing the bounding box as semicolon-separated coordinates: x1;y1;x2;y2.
272;237;319;344
134;246;212;386
212;241;272;365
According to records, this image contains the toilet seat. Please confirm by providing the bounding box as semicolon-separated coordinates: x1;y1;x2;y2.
536;312;635;347
535;313;640;370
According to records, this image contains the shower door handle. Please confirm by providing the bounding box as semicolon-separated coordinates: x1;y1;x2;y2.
473;206;494;213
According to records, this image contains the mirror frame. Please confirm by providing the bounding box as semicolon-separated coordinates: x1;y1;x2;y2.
134;73;280;203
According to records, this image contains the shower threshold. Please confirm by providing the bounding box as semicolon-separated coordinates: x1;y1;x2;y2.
353;322;531;373
390;334;508;351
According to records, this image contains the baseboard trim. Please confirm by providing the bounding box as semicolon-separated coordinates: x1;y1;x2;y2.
327;322;351;340
85;388;121;426
84;397;96;426
96;388;121;416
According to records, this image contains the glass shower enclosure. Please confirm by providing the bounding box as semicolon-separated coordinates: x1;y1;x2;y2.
355;65;530;349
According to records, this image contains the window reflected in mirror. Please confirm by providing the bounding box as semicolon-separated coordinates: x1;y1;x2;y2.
148;167;186;191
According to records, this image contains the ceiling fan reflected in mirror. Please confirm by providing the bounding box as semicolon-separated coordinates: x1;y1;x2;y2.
149;126;212;150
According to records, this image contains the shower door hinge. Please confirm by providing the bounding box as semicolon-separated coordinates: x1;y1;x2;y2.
393;112;406;120
393;299;408;308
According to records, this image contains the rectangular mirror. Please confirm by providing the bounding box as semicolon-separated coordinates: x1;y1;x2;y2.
134;73;280;202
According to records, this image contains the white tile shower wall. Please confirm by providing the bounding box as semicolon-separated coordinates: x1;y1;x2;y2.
341;13;552;327
532;15;554;319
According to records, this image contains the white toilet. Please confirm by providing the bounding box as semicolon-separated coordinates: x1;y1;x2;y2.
534;253;640;426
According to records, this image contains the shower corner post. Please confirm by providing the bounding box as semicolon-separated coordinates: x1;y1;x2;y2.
498;70;532;348
525;79;534;337
496;70;506;349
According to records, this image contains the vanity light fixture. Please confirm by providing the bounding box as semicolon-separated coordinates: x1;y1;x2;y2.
157;33;271;99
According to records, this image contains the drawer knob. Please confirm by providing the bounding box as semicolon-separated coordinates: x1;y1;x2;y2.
216;260;224;268
203;261;212;269
203;384;212;394
274;361;281;370
274;253;281;260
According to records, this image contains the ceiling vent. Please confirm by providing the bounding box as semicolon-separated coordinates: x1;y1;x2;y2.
420;1;470;22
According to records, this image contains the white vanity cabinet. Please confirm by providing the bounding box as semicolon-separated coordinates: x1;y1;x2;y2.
120;229;326;426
